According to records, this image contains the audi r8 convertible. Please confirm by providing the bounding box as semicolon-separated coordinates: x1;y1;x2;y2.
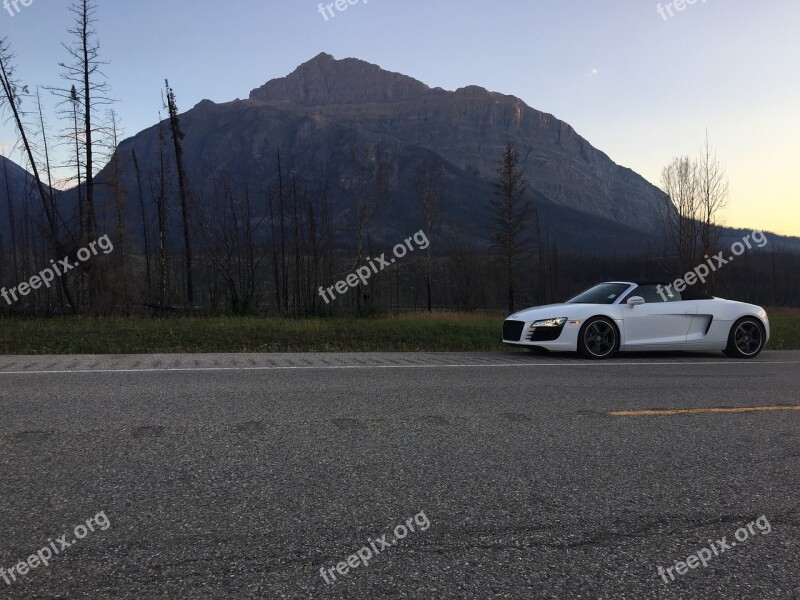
502;281;769;359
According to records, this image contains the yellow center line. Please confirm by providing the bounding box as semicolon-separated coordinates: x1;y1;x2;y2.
609;405;800;417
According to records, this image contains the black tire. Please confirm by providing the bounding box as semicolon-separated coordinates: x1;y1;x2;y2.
578;317;620;359
724;317;766;359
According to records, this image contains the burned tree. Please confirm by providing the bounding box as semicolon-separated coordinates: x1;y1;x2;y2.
487;140;533;313
165;80;194;305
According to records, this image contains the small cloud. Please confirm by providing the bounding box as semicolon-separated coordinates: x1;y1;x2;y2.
590;68;599;76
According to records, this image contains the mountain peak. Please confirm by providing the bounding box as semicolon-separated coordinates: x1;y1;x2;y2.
309;52;335;62
249;53;430;106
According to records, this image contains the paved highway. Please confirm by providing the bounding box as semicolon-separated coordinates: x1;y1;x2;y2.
0;351;798;598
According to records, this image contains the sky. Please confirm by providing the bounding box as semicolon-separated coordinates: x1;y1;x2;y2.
1;0;798;236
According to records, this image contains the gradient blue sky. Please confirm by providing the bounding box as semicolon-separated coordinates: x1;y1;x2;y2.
1;0;798;234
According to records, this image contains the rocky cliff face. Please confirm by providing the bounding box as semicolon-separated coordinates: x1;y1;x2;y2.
244;53;667;236
80;53;674;253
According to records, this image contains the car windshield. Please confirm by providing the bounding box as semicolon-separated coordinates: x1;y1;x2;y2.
566;283;631;305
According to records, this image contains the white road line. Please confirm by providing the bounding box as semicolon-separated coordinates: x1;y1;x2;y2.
0;360;796;375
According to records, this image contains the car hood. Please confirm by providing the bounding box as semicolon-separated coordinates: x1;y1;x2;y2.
506;303;577;322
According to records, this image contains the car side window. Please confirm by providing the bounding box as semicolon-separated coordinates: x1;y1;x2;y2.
631;285;682;303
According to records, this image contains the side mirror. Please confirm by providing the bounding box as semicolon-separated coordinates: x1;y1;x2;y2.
627;296;645;307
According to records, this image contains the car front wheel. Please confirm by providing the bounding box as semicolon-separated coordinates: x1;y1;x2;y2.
578;317;619;359
724;317;765;358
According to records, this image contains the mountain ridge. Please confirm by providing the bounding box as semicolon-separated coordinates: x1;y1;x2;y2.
249;52;433;106
232;52;666;237
4;53;798;256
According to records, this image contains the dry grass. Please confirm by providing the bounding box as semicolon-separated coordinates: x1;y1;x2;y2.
0;308;796;354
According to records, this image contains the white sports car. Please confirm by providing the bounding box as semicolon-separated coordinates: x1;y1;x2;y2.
502;281;769;359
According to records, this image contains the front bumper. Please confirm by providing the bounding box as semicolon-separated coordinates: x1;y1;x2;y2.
502;319;580;351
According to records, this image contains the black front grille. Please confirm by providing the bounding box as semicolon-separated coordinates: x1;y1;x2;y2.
503;320;525;342
528;324;565;342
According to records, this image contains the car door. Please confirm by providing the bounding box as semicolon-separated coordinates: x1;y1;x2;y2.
621;285;698;346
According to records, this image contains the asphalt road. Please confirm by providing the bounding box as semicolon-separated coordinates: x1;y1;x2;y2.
0;351;798;599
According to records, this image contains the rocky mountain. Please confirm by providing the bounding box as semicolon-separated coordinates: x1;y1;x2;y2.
246;53;666;236
76;52;665;254
4;54;797;255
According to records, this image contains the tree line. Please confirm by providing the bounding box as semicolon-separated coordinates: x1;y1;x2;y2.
0;1;796;317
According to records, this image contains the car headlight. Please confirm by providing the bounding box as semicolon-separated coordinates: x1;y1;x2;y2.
532;317;568;328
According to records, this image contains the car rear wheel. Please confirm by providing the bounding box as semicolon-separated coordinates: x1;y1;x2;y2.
724;317;765;358
578;317;619;359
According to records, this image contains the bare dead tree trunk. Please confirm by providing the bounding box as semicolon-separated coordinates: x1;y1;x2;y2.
0;43;75;311
35;88;60;233
109;110;127;309
534;208;545;304
2;157;18;283
415;160;443;312
54;0;114;310
290;175;301;315
69;85;86;308
80;4;97;246
320;184;333;295
165;80;193;305
307;198;318;313
660;155;700;276
696;132;729;290
268;188;281;310
487;140;533;314
132;150;152;292
350;147;388;313
243;186;256;309
155;125;168;307
276;151;288;312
